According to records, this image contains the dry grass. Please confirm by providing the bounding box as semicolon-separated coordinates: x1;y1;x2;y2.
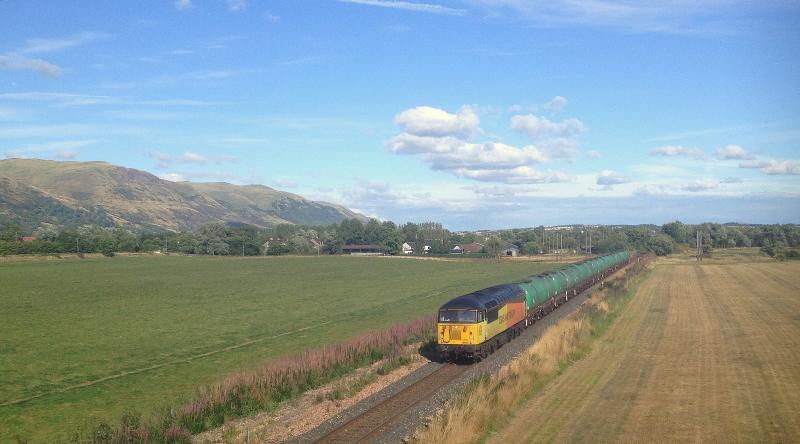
488;254;800;443
416;264;646;444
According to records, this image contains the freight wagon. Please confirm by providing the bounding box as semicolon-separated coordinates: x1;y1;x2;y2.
437;251;630;362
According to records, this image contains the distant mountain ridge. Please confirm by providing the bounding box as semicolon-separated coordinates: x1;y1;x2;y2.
0;159;365;231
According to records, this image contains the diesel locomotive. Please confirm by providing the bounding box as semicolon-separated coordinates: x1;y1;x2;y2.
437;251;630;362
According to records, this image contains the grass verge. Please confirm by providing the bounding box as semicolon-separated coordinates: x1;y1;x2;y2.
415;262;649;444
68;316;433;443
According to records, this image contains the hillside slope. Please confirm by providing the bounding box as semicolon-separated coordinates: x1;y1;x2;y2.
0;159;364;230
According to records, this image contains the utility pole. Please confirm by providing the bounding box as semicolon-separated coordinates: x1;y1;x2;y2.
76;237;79;253
696;230;703;261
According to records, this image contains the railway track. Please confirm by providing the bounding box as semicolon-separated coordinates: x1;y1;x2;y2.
313;363;467;444
311;257;640;444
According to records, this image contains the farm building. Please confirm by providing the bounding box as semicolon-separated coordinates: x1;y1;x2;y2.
402;242;415;255
342;244;386;255
450;245;463;254
504;244;520;256
461;242;484;254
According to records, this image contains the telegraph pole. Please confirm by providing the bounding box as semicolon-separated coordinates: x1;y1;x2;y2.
696;230;703;261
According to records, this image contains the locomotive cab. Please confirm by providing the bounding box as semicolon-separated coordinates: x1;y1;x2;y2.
437;284;526;362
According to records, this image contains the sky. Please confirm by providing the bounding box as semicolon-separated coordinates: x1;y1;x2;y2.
1;0;799;230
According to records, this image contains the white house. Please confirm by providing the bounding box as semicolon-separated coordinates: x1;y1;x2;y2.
423;245;432;254
450;245;463;254
402;242;415;255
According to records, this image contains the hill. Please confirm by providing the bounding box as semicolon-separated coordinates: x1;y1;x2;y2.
0;158;365;231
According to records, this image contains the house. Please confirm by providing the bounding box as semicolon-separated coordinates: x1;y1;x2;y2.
450;245;463;254
402;242;415;255
309;238;322;250
423;245;432;254
21;236;37;243
503;244;520;257
342;244;386;255
461;242;484;254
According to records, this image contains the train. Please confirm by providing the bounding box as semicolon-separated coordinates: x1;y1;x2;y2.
436;251;631;362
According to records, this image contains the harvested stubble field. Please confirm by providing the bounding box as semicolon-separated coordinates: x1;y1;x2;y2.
489;250;800;443
0;255;557;442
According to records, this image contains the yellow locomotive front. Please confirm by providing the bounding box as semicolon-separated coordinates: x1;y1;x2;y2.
437;284;528;362
438;308;484;343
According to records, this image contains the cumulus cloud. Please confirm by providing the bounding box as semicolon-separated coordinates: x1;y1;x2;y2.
544;95;567;112
338;0;467;16
387;105;572;184
0;54;62;77
596;170;628;187
682;180;718;192
739;158;800;175
394;105;479;138
510;114;585;138
715;144;752;160
649;145;706;159
510;113;585;161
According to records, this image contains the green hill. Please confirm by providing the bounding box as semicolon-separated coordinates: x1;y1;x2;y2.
0;159;365;231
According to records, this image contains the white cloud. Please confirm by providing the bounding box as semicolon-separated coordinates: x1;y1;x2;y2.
144;150;238;168
175;0;193;10
0;54;62;77
682;180;718;192
464;0;748;34
544;95;567;112
739;158;800;175
649;145;706;159
159;172;187;182
596;170;628;187
721;176;743;183
511;114;585;138
52;150;79;160
338;0;467;16
715;144;752;160
394;105;479;138
388;105;574;184
18;32;108;54
0;92;219;107
3;139;100;160
227;0;247;11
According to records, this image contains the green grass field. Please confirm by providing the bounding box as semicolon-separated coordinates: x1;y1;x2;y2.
0;255;556;442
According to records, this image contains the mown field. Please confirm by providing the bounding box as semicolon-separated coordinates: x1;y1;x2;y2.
489;250;800;443
0;255;556;442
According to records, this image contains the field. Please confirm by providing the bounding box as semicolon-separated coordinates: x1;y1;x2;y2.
0;255;556;442
489;251;800;443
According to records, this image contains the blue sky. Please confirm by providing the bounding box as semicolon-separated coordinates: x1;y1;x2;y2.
1;0;798;229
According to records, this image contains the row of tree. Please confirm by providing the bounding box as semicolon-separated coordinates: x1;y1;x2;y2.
1;217;798;258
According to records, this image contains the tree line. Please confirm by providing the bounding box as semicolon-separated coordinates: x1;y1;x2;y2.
1;216;798;259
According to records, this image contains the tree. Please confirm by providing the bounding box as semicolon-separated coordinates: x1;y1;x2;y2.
661;221;688;244
198;222;230;256
485;236;503;259
0;221;22;242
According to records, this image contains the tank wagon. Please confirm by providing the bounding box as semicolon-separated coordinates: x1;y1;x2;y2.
437;251;630;362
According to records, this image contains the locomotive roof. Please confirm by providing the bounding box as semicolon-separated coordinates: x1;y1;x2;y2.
439;284;524;311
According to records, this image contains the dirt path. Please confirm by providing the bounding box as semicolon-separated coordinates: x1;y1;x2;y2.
489;260;800;443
